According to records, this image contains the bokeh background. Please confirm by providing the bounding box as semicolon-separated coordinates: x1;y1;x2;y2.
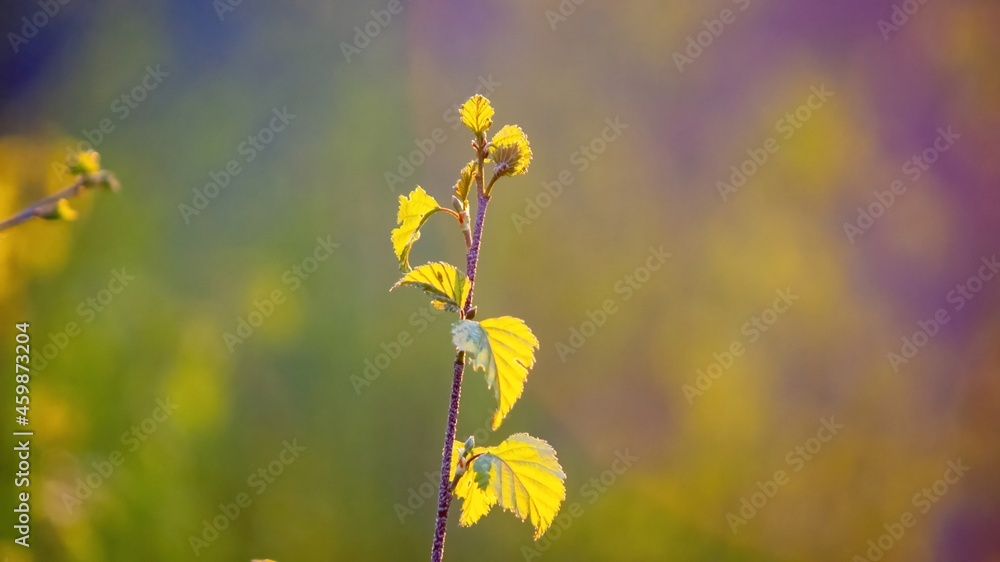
2;1;999;560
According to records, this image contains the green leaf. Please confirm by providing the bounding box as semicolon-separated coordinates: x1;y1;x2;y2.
451;317;539;429
454;160;477;204
453;433;566;539
391;262;470;313
454;466;497;527
489;125;532;178
391;186;443;271
472;455;492;489
460;94;494;136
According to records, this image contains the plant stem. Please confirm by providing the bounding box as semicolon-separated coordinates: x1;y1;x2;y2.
462;190;489;314
431;354;466;562
431;156;491;562
0;171;117;233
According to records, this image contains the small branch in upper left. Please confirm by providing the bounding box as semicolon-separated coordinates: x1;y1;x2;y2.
0;150;120;233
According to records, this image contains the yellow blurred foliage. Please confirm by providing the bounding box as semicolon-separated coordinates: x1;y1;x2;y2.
0;135;88;300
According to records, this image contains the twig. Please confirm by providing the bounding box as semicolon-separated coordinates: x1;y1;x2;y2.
431;141;491;562
0;171;118;233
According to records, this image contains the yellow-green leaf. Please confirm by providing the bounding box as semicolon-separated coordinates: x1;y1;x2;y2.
453;433;566;539
454;160;477;204
39;199;78;222
489;125;532;178
451;317;538;429
451;435;498;526
460;94;494;136
454;462;497;527
391;186;442;271
391;262;470;313
67;150;101;175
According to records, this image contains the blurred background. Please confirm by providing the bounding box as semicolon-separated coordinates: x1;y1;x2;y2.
2;1;999;560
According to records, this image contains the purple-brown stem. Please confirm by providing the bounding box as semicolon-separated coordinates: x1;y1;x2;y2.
462;191;489;314
430;354;467;562
431;159;491;562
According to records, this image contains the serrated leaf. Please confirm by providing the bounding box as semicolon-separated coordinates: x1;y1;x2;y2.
391;187;443;271
489;125;532;178
460;94;494;136
451;317;539;429
454;160;477;204
454;462;498;527
453;434;566;539
391;262;470;313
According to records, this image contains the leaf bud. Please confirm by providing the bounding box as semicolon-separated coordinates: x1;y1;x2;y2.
39;199;78;221
67;150;101;175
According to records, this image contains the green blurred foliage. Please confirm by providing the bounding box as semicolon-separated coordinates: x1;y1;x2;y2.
2;1;999;561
